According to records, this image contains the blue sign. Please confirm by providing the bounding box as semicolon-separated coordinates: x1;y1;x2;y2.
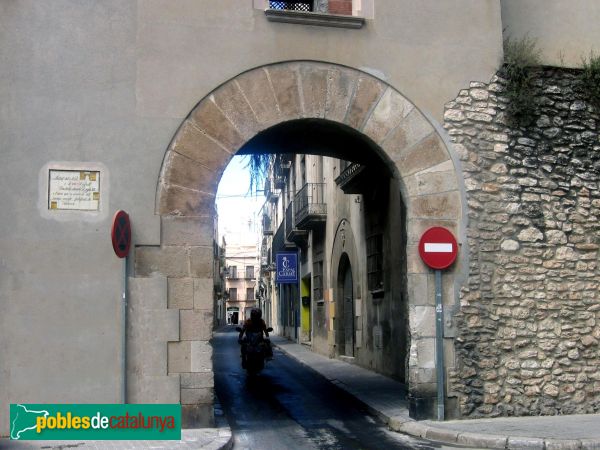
275;252;298;284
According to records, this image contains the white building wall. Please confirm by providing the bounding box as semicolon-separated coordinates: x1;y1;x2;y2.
14;0;596;431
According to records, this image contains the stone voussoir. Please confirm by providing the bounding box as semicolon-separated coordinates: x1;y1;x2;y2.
191;98;245;153
161;151;221;201
395;132;450;178
362;87;414;145
156;183;216;216
235;67;281;128
299;64;329;119
345;74;386;130
266;64;303;122
325;66;357;123
210;79;262;140
169;119;233;171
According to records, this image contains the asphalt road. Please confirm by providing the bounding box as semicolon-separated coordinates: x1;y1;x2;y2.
213;326;458;450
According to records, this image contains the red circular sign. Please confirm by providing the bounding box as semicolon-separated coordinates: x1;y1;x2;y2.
111;210;131;258
418;227;458;270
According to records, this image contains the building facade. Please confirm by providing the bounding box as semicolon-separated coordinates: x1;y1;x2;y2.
261;153;409;383
1;0;599;434
224;242;260;326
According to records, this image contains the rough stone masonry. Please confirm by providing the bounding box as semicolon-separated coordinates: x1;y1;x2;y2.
444;67;600;417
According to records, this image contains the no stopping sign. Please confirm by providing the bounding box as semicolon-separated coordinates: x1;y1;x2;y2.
111;210;131;258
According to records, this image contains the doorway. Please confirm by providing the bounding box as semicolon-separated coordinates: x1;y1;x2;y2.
336;253;355;357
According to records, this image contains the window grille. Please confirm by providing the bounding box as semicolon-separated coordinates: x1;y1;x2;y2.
367;234;383;290
269;1;314;12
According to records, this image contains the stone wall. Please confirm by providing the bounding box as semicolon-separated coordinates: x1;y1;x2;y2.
445;68;600;417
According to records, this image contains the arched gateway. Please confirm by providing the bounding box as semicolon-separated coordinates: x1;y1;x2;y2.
134;61;465;425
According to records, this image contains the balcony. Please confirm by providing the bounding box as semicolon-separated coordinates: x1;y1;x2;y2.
334;162;371;194
294;183;327;229
274;175;286;189
273;215;297;252
265;178;280;203
278;154;292;173
286;202;308;244
262;213;274;236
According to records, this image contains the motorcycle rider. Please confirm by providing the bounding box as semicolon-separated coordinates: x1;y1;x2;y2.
238;308;273;366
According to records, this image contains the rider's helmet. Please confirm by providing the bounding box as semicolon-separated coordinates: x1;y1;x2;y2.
250;308;262;321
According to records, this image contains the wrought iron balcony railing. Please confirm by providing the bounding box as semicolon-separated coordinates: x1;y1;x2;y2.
265;178;280;203
262;213;273;236
286;201;307;243
294;183;327;229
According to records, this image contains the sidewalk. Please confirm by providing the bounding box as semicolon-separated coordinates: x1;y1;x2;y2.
271;336;600;450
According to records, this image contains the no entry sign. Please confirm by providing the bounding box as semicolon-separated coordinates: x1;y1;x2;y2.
111;210;131;258
418;227;458;270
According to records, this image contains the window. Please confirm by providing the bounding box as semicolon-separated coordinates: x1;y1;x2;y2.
367;234;383;290
300;155;306;186
245;266;254;279
246;288;255;301
229;266;238;278
313;260;323;300
229;288;238;301
269;1;314;12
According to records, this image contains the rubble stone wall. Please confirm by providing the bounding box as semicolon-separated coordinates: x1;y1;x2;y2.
445;67;600;417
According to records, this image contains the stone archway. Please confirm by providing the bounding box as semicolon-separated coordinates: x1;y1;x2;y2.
137;61;464;423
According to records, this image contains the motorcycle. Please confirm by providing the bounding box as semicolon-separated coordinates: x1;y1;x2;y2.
236;326;273;375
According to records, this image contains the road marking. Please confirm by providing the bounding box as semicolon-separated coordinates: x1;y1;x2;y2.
424;243;453;252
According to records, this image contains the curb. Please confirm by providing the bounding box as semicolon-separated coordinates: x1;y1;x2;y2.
387;416;600;450
212;396;234;450
205;429;233;450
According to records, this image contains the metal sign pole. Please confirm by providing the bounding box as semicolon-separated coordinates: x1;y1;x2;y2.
122;255;128;404
111;210;131;405
435;269;445;421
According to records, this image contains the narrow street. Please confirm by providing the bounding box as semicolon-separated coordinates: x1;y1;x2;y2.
213;327;457;450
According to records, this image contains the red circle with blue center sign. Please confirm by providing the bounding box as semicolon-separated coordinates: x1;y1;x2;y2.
111;210;131;258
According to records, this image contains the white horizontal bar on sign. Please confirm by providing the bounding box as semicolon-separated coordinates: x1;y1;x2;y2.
424;243;453;253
